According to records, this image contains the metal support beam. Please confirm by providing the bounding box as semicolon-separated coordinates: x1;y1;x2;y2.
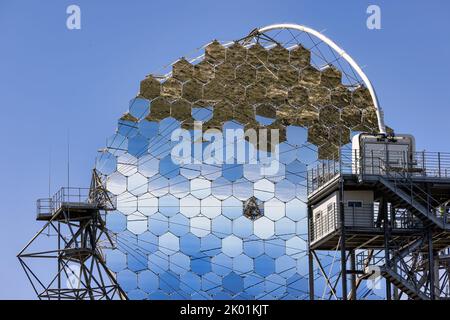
308;249;315;300
18;170;127;301
312;251;339;300
307;205;315;300
339;178;347;300
428;229;436;300
350;250;357;300
307;144;450;301
57;221;61;300
382;198;392;300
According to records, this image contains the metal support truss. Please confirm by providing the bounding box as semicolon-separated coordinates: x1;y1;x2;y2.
307;149;450;300
17;170;128;300
309;199;450;300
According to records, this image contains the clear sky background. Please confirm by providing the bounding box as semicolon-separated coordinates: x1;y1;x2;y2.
1;0;449;299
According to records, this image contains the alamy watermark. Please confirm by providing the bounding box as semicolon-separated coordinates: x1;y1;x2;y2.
365;265;383;292
367;5;381;30
66;264;81;289
170;122;280;175
66;4;81;30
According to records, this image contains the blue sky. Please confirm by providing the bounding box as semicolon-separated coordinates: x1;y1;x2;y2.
1;0;450;299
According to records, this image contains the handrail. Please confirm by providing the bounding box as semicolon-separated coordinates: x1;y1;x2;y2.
356;250;439;299
36;187;91;218
375;156;447;224
310;202;339;242
307;149;450;225
308;150;450;194
310;202;422;244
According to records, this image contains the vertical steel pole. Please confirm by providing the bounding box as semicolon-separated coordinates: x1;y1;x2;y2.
428;230;436;300
306;170;309;195
382;197;392;300
307;205;315;300
422;151;425;175
57;221;61;301
350;250;357;300
339;182;347;300
339;209;347;300
338;134;347;300
308;249;315;300
438;152;441;178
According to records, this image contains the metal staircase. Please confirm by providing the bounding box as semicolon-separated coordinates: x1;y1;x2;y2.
308;145;450;300
359;159;450;300
377;265;429;300
358;236;430;300
376;176;449;230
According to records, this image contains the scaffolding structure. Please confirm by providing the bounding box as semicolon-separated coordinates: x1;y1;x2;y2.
307;147;450;300
17;170;127;300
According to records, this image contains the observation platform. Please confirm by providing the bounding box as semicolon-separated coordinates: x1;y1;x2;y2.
60;248;96;262
307;150;450;251
36;187;100;221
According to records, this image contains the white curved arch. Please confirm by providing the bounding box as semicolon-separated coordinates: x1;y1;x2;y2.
257;23;386;134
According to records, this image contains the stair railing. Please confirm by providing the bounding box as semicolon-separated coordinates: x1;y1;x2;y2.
364;153;446;225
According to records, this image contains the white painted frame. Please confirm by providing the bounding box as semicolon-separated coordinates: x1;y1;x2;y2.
257;23;386;134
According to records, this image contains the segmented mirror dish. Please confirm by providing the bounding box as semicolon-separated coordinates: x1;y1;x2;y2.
96;27;388;300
